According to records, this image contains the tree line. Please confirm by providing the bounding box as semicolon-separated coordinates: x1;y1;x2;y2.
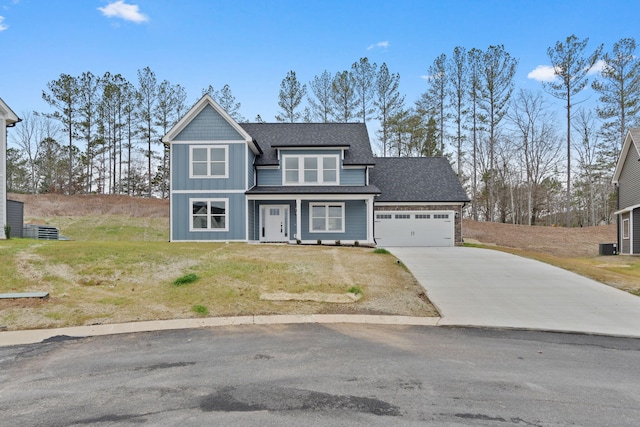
273;36;638;227
7;35;640;227
8;68;245;198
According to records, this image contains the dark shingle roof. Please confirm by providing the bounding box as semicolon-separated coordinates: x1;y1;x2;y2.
239;123;375;166
370;157;469;203
246;185;380;195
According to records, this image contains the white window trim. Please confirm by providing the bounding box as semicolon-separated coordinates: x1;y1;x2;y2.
309;202;345;233
623;218;630;239
282;154;340;186
189;145;229;179
189;198;229;232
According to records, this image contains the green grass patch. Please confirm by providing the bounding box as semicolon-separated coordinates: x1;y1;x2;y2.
348;286;363;295
373;248;390;254
173;273;199;286
192;305;209;316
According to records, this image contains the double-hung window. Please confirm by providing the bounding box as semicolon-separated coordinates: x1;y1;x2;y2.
283;155;339;185
191;145;228;178
190;199;228;232
310;203;344;233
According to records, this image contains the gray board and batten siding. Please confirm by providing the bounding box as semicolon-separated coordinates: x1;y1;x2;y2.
617;135;640;210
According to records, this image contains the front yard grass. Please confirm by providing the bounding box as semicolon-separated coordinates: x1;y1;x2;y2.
0;223;436;330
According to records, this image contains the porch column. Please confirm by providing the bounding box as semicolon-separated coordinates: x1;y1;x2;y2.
296;198;302;241
366;196;374;244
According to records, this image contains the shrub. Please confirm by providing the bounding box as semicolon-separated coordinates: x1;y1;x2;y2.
348;286;363;295
296;239;301;245
3;223;11;240
192;305;209;316
335;240;341;246
354;241;360;247
173;273;198;286
317;239;322;245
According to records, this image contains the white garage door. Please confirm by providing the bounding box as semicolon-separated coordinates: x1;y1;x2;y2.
374;211;454;247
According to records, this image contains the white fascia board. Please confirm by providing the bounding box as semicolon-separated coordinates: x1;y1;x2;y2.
247;194;374;201
172;189;246;195
170;140;248;145
374;201;465;206
0;98;19;123
612;131;637;184
614;203;640;215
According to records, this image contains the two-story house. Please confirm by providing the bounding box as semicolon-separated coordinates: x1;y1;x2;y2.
162;95;468;246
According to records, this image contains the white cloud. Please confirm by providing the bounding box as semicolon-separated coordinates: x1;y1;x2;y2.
0;16;8;31
588;59;606;75
98;1;149;23
527;65;558;82
367;41;389;51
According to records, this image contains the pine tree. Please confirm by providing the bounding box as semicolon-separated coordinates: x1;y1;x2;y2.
276;70;307;123
544;34;603;227
592;37;640;164
308;70;334;122
351;57;377;122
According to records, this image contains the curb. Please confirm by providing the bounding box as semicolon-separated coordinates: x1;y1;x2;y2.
0;315;441;347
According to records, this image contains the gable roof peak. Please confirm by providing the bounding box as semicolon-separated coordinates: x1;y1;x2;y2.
161;94;259;153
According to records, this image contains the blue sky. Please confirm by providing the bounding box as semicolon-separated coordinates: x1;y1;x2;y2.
0;0;638;125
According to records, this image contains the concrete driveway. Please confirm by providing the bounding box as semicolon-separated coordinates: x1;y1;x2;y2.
390;246;640;337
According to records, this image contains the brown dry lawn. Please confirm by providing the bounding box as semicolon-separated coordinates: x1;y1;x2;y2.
3;194;638;331
2;194;434;331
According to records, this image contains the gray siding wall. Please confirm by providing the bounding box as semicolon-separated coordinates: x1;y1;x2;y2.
6;200;23;238
257;168;281;186
247;151;256;187
174;105;243;141
618;145;640;209
172;143;247;191
300;199;367;241
171;192;246;241
340;168;366;185
634;209;640;254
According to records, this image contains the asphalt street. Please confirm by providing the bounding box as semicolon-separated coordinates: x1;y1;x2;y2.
2;324;640;426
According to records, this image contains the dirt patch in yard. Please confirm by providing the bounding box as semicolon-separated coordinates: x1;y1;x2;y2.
463;219;616;258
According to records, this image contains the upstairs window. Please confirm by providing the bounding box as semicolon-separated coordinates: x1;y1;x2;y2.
283;155;339;185
190;145;228;178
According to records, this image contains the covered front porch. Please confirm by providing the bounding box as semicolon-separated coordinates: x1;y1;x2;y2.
246;187;378;245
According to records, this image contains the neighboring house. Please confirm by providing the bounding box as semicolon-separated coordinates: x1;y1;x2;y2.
612;128;640;254
162;95;468;246
0;98;20;239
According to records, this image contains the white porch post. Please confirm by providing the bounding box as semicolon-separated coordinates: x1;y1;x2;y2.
631;211;634;255
366;196;375;244
296;198;302;240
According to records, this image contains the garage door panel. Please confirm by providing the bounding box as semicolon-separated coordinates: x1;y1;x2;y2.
375;211;454;247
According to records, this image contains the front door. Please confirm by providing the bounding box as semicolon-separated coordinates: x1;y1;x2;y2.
262;205;289;242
